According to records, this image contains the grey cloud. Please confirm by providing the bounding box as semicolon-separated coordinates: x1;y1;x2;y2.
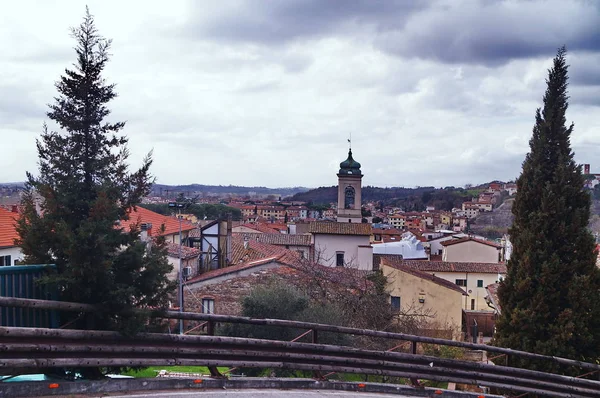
188;0;600;68
570;53;600;86
377;0;600;66
186;0;424;45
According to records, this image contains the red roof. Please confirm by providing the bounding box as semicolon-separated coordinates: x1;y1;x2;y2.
0;207;19;248
125;207;195;236
440;236;501;249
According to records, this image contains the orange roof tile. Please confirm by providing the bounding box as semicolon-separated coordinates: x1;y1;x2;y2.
125;206;195;236
0;207;19;248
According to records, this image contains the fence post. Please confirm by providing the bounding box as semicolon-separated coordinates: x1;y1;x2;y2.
311;329;323;380
206;320;223;378
410;341;422;388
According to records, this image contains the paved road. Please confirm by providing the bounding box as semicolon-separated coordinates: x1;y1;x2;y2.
106;390;414;398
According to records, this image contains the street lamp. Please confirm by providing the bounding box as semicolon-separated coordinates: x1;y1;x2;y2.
168;201;185;335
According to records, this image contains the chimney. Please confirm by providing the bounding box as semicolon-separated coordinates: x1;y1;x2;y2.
243;235;249;250
226;214;232;264
11;205;18;213
584;164;591;175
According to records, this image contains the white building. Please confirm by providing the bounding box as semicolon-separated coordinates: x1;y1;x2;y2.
372;232;427;260
310;222;373;270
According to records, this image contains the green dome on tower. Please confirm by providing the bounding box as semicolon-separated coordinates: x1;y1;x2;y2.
339;149;362;175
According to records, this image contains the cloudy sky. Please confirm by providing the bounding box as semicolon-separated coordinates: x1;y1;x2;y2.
1;0;599;189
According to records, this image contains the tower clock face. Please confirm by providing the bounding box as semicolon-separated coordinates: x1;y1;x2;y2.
344;186;355;209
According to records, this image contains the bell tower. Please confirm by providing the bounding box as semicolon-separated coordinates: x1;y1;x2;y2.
337;146;363;223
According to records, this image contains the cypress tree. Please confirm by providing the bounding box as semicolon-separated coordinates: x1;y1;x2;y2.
494;47;600;374
16;9;175;336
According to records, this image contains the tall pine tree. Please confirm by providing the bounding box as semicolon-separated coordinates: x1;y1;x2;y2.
494;47;600;374
16;9;175;334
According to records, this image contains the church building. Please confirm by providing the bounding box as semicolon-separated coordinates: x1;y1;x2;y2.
336;148;363;223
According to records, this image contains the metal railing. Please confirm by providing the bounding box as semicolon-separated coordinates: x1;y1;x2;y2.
1;296;599;397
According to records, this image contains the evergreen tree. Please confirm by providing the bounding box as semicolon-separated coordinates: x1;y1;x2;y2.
16;9;175;335
494;47;600;374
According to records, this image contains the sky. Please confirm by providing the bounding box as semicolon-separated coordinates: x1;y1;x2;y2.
1;0;599;189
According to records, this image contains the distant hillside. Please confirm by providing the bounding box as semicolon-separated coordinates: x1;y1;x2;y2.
149;184;310;197
289;185;478;211
471;199;514;239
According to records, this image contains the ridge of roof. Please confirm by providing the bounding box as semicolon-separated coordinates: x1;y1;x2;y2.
375;255;507;274
440;236;501;248
381;260;468;296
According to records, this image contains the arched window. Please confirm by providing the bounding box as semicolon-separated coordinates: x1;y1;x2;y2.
344;186;355;209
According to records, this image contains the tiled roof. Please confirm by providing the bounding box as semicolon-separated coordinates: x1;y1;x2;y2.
167;243;201;259
440;237;502;248
375;255;507;274
125;206;195;236
372;228;404;236
229;235;303;267
485;283;501;314
382;260;467;296
309;222;371;236
237;232;312;247
239;223;281;234
0;207;19;248
187;250;370;292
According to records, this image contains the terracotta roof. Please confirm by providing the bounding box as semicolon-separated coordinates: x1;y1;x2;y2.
167;243;201;259
187;251;370;292
309;222;371;236
228;235;303;267
375;255;507;274
440;237;502;249
125;207;195;236
372;228;404;236
0;207;19;248
237;232;312;247
239;223;281;234
381;260;467;296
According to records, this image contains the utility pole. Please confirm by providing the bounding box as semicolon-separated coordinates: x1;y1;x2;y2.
169;201;185;335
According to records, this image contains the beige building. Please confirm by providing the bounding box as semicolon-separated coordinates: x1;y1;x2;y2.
462;203;480;219
388;214;405;230
381;261;466;335
377;256;506;312
441;237;502;263
310;222;372;270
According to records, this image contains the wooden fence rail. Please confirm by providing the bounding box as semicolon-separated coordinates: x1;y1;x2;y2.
1;296;600;397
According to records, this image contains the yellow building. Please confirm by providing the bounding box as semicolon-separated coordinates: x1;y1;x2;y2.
380;260;466;337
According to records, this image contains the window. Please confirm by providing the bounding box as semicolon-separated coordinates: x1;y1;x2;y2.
374;234;382;241
471;299;475;310
477;280;484;288
455;279;467;286
391;296;401;311
0;255;11;266
201;298;215;314
296;250;305;259
336;252;345;267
